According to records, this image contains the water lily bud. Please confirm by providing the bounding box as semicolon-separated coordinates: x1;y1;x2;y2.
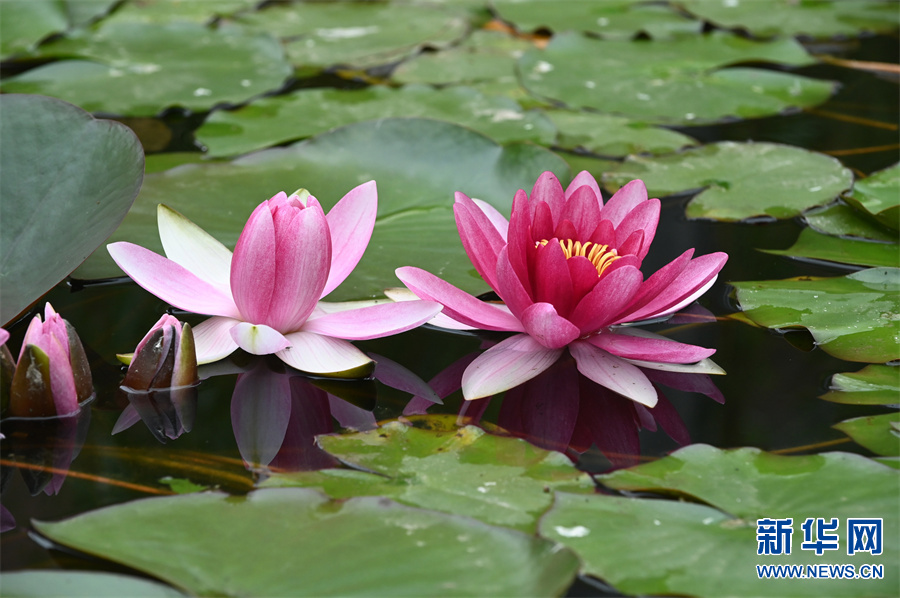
7;304;93;418
122;314;198;391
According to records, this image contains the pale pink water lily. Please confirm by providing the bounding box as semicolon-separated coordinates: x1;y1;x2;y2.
121;314;199;391
396;171;727;406
108;182;441;375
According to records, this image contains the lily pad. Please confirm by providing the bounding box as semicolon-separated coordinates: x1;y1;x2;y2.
235;2;469;69
518;32;835;124
262;418;594;532
805;203;898;242
2;21;292;116
493;0;702;39
732;268;900;363
765;228;899;268
74;118;569;301
545;109;697;156
0;0;115;58
844;163;899;232
195;85;556;157
33;488;579;596
820;365;900;405
539;445;899;597
0;571;186;597
834;413;900;456
0;94;144;325
605;141;853;221
102;0;258;25
680;0;900;38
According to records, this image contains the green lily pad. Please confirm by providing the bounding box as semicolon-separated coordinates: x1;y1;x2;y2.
765;228;899;268
605;141;853;221
0;0;115;58
518;32;835;124
74;118;569;301
545;109;697;156
732;268;900;363
539;445;899;597
845;163;899;232
493;0;702;39
33;488;579;596
102;0;258;25
680;0;900;38
2;21;292;116
834;413;900;456
820;365;900;405
0;571;186;597
805;203;898;242
235;2;469;70
0;94;144;325
195;84;556;157
262;418;594;532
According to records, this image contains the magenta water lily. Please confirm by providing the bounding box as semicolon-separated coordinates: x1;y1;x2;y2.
108;182;441;376
396;171;728;406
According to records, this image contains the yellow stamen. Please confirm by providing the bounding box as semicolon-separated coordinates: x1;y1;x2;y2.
537;239;621;276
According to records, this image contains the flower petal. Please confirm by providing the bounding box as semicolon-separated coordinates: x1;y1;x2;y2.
277;331;373;375
230;322;290;355
157;204;233;294
569;340;658;407
470;196;509;240
230;199;277;324
462;333;563;400
521;303;580;349
623;252;727;322
532;239;574;316
565;171;603;205
328;396;377;431
600;179;648;227
321;181;377;297
369;352;441;404
232;369;292;468
586;331;715;363
302;300;441;340
615;198;659;260
454;193;507;291
530;171;565;224
560;184;601;240
569;265;643;334
396;266;524;332
108;242;241;318
495;246;533;320
623;356;726;375
192;317;240;364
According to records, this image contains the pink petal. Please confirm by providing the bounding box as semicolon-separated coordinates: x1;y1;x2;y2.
616;229;644;259
569;340;658;407
530;171;565;224
567;256;601;306
192;317;240;364
232;369;292;467
531;240;574;316
569;265;643;334
370;352;441;404
277;331;373;375
615;198;659;260
616;249;693;318
521;303;580;349
495;246;534;320
396;266;524;332
230;200;277;324
507;189;534;293
589;219;616;247
46;334;79;415
461;333;563;400
0;328;8;347
560;184;601;240
586;332;715;363
469;196;509;240
302;300;441;340
454;193;506;291
565;170;603;204
230;322;290;355
328;396;377;431
647;274;718;320
157;204;232;294
321;181;377;298
622;252;727;322
108;242;241;318
531;200;554;241
600;179;649;227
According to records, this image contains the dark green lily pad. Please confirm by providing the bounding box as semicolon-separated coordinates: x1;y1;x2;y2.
0;571;185;597
680;0;900;38
539;445;899;597
262;418;594;532
805;203;898;242
102;0;258;25
235;2;469;70
195;85;556;157
75;118;569;301
546;109;697;156
0;0;115;58
0;94;144;325
834;413;900;456
605;141;853;221
493;0;702;39
2;21;292;116
732;268;900;363
845;163;899;232
765;228;899;268
518;32;835;124
820;365;900;405
34;488;579;596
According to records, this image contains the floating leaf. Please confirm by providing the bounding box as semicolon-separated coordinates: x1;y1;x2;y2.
74;118;569;301
0;0;114;58
158;476;208;494
765;228;899;268
540;445;899;597
805;203;898;242
605;141;853;221
545;109;697;156
2;21;292;116
732;268;900;363
0;571;185;597
493;0;702;39
844;163;899;232
195;85;556;157
102;0;257;25
518;32;835;124
834;413;900;456
0;94;144;325
263;418;594;532
820;365;900;405
34;488;579;596
680;0;900;38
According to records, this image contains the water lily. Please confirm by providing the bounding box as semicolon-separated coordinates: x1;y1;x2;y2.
396;171;727;405
120;314;198;392
1;304;93;418
108;182;441;375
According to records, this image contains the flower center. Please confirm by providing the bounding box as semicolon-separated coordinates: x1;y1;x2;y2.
538;239;621;276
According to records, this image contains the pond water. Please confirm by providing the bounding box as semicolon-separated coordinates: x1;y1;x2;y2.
0;4;897;597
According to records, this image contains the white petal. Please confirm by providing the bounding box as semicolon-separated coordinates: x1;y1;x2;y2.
277;332;373;376
192;317;240;364
623;357;726;375
230;322;290;356
158;204;233;293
